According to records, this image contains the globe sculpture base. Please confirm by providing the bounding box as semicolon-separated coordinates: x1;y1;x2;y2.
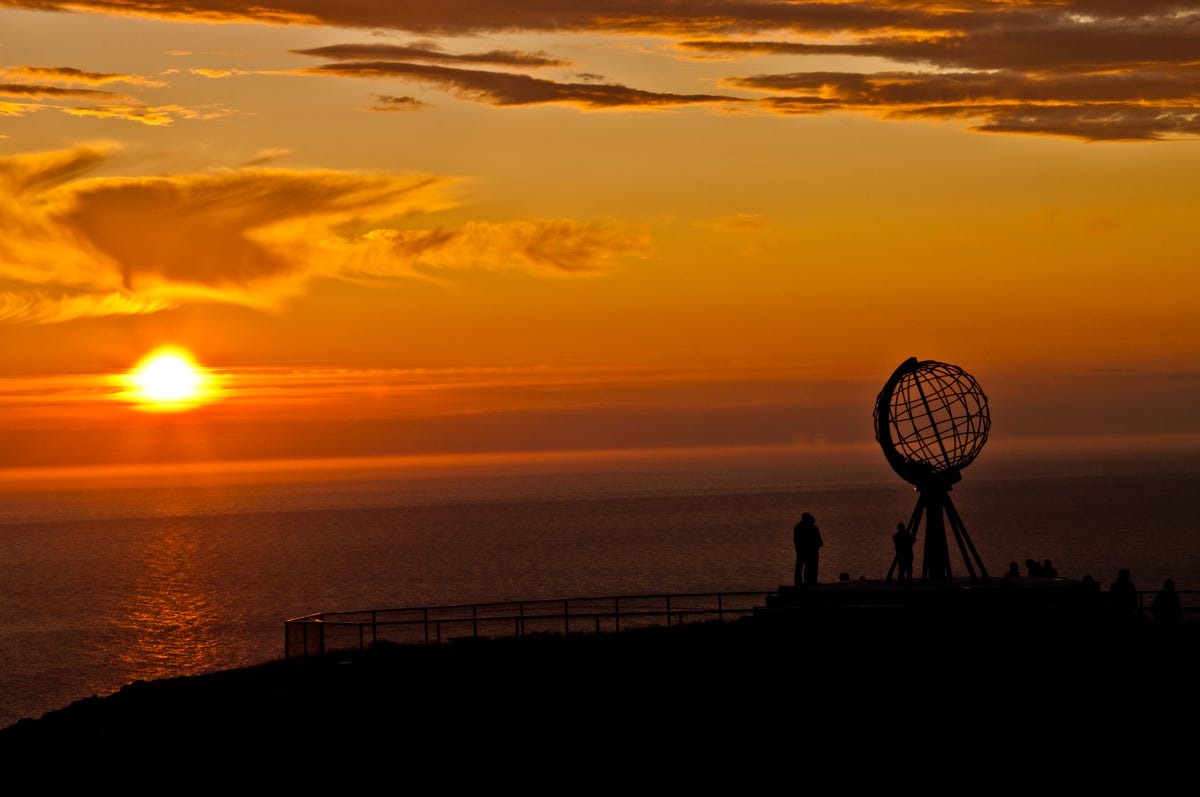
888;483;990;585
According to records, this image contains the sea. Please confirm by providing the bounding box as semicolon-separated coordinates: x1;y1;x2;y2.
2;442;1198;729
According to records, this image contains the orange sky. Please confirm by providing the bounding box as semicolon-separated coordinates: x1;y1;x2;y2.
0;1;1198;480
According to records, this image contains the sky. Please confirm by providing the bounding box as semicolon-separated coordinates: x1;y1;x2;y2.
0;1;1198;483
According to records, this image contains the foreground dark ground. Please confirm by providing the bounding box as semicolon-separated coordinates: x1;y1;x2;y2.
4;594;1198;754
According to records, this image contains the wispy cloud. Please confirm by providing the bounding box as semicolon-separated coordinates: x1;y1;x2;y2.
0;290;173;324
0;82;119;99
1;65;166;86
0;145;650;323
303;60;743;109
0;64;230;125
737;69;1200;141
294;42;570;68
187;67;291;78
337;221;649;277
361;94;432;112
60;102;231;126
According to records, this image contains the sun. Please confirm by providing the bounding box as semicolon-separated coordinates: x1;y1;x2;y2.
124;347;213;411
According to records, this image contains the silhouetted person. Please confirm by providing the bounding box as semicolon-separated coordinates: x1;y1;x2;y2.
1042;559;1058;578
1108;568;1138;618
793;512;824;586
1151;579;1182;628
892;522;913;584
1081;574;1101;606
1025;558;1045;577
1005;562;1021;580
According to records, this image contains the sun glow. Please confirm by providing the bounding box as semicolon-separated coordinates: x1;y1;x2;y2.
124;347;212;411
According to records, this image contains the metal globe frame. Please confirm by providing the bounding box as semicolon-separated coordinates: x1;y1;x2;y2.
875;357;991;584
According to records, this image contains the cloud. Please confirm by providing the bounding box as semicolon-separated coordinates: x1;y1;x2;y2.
60;166;453;293
681;17;1200;75
0;1;936;35
0;83;119;99
895;103;1200;142
0;291;173;324
1;65;166;87
0;67;226;126
0;145;650;323
695;6;1200;140
189;68;242;79
336;220;650;277
60;103;231;125
188;67;293;78
738;69;1200;140
240;147;294;166
294;42;570;68
303;60;743;109
362;94;432;112
3;1;1194;40
9;1;1198;140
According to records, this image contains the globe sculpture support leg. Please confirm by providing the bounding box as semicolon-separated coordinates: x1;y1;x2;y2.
944;491;989;582
908;484;989;584
921;488;953;583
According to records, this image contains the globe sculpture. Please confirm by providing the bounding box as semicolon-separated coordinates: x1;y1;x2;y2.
874;357;991;584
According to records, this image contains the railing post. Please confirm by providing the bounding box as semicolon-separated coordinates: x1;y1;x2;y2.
372;610;378;647
424;608;430;645
667;595;672;628
564;599;570;635
718;594;724;622
473;604;479;638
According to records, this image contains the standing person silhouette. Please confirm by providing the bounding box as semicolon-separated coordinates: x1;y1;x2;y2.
892;522;914;584
1151;579;1182;628
793;512;824;586
1108;568;1138;619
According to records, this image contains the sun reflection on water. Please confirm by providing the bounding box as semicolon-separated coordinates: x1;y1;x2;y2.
111;520;221;683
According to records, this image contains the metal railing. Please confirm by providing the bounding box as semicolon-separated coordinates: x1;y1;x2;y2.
285;586;1200;659
285;591;772;658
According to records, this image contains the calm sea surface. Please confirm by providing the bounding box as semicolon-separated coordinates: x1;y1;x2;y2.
2;446;1198;728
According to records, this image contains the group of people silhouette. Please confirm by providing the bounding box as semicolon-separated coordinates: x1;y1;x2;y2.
1107;568;1182;629
791;514;1187;631
794;514;914;587
1011;558;1058;578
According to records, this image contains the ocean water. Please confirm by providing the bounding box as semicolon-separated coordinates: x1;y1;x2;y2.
1;446;1198;728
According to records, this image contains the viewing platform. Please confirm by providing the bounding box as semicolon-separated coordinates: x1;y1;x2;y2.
285;579;1195;658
